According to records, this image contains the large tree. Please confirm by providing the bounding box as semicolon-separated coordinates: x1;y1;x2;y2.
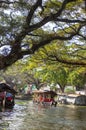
0;0;86;70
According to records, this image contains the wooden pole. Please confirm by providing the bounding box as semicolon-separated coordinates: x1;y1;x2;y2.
2;91;6;108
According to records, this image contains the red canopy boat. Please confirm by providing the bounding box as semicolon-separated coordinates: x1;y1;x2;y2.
33;90;57;107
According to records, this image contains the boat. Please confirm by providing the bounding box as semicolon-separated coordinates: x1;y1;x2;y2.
0;83;17;108
32;90;57;107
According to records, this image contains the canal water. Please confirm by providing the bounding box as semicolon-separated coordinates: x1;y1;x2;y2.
0;100;86;130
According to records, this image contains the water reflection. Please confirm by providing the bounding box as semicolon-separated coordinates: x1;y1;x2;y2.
22;103;86;130
0;100;86;130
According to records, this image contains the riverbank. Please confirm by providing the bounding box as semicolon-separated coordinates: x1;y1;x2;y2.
15;94;32;100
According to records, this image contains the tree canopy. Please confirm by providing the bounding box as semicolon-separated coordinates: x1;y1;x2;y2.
14;40;85;92
0;0;86;70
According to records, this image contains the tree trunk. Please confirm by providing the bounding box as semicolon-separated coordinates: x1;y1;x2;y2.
60;86;65;93
84;84;86;96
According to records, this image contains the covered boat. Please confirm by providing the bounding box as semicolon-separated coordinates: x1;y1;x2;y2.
33;90;57;107
0;83;17;108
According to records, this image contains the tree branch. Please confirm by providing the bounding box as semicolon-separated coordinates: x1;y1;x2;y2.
0;0;85;70
26;0;42;26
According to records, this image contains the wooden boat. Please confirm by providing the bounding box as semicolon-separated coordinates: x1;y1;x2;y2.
0;83;17;108
33;90;57;107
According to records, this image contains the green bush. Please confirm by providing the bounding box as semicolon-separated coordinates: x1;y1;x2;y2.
64;88;75;94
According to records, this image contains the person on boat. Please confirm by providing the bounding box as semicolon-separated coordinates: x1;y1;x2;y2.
39;94;44;104
50;96;57;107
5;92;15;107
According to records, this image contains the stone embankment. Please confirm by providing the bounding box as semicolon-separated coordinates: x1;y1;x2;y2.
57;94;86;106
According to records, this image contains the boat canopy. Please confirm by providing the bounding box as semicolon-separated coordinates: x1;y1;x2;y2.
33;90;57;96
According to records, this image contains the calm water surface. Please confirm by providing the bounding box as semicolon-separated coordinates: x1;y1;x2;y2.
0;100;86;130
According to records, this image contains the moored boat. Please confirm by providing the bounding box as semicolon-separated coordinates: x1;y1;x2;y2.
0;83;17;108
